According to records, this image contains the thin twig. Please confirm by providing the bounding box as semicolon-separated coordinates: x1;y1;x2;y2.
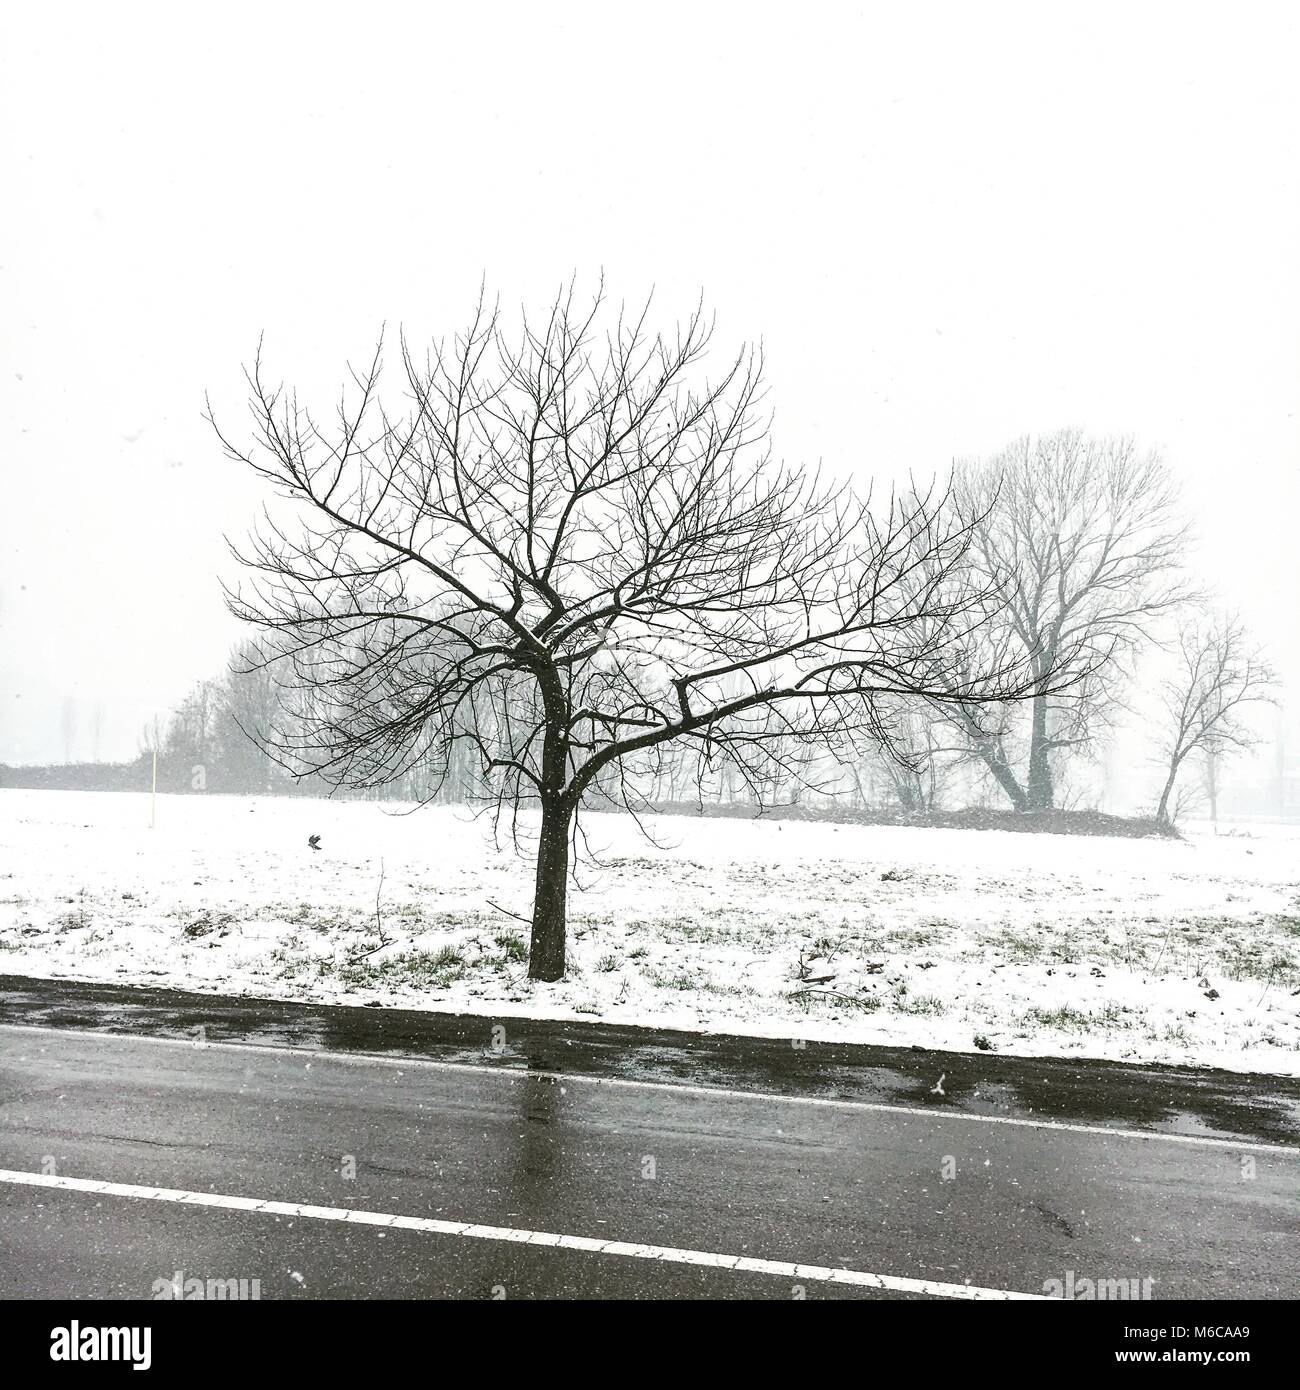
345;858;393;964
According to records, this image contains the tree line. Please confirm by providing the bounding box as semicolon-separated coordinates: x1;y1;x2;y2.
2;286;1274;983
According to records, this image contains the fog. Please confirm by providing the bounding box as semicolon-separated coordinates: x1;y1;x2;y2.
2;1;1296;800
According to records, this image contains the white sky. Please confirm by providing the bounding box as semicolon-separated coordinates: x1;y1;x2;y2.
2;0;1297;766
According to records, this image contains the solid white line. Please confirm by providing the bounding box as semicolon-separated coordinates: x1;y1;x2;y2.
0;1167;1047;1300
2;1020;1297;1156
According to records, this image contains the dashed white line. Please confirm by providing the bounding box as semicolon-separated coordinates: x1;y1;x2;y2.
0;1167;1048;1300
2;1021;1296;1155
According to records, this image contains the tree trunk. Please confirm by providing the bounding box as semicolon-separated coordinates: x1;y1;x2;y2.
973;735;1028;811
528;796;571;981
1155;761;1180;827
953;708;1028;811
1025;695;1054;811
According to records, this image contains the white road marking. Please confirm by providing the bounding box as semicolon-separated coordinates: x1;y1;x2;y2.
0;1167;1047;1300
2;1020;1297;1156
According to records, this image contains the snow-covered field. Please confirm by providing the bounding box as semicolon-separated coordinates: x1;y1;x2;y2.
2;788;1299;1074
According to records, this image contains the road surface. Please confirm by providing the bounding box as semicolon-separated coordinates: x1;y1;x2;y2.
0;976;1297;1300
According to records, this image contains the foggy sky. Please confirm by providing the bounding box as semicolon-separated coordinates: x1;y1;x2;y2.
2;0;1297;766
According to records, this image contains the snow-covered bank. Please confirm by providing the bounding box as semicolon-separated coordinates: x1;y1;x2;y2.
1;788;1298;1074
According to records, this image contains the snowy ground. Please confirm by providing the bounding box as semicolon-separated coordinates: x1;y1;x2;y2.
2;788;1299;1074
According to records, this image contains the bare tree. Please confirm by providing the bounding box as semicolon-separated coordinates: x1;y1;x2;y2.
212;286;1058;980
1201;742;1222;827
847;697;951;814
138;713;165;759
1155;615;1275;827
166;680;213;778
214;643;286;793
947;430;1194;811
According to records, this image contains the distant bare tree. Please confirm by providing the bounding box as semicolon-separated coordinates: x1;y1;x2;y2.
215;643;285;793
166;681;213;778
1155;615;1275;826
139;714;165;757
1201;743;1222;827
848;697;951;814
947;431;1194;811
212;286;1060;980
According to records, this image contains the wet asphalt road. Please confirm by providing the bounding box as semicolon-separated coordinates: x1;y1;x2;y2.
0;976;1298;1300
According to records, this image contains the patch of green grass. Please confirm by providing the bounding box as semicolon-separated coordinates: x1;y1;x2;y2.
176;909;236;939
258;902;357;932
664;919;726;942
1095;1002;1136;1030
1022;1004;1092;1031
788;989;881;1014
336;945;468;991
893;992;946;1016
811;933;847;955
990;932;1048;964
419;909;496;931
595;952;621;973
492;930;528;965
697;978;753;997
881;925;943;951
647;968;696;990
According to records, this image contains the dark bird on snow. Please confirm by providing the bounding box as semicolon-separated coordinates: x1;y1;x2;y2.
308;834;322;851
